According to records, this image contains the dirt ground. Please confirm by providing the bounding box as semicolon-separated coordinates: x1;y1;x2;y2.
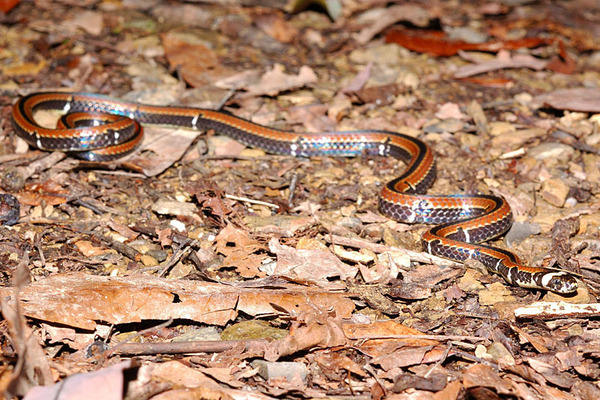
1;0;600;399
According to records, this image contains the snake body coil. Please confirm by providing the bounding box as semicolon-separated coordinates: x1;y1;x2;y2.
12;92;578;293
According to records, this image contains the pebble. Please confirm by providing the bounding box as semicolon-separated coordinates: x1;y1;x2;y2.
172;326;221;342
140;254;158;267
527;143;575;165
0;194;20;226
151;200;198;217
349;43;402;65
540;178;569;207
489;121;516;136
333;245;376;264
0;167;26;192
583;153;600;185
423;119;464;133
491;128;545;149
221;320;288;341
338;216;363;231
485;342;515;366
252;360;308;383
505;222;541;246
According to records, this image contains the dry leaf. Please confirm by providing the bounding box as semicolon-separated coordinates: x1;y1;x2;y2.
243;64;318;97
0;273;354;330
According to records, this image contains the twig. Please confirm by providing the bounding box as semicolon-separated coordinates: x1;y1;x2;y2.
424;342;453;378
288;173;298;205
514;301;600;319
110;339;267;356
225;193;280;209
325;234;458;266
353;333;488;343
216;89;237;110
158;239;195;277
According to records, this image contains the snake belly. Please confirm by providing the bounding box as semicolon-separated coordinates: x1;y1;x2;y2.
12;92;578;293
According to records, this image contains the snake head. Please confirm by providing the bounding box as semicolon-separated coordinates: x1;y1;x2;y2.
542;272;578;294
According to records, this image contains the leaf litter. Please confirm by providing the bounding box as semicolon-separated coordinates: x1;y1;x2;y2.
0;0;599;399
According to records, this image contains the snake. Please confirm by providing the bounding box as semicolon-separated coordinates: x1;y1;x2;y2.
12;92;578;293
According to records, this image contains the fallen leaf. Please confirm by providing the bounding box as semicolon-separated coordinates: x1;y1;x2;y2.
70;10;104;36
463;364;513;394
254;12;299;43
74;240;109;257
160;31;233;88
243;64;318;97
269;238;357;287
532;88;600;112
214;225;267;278
386;28;547;56
0;273;354;330
454;50;548;78
16;180;71;206
126;126;202;177
354;5;432;45
0;0;20;13
24;361;132;400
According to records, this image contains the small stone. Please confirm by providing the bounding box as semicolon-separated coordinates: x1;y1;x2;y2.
349;43;402;65
221;320;288;341
333;245;375;263
152;200;198;217
514;92;533;106
338;216;363;230
505;222;541;246
528;143;575;165
486;342;515;366
583;153;600;185
489;121;516;136
491;128;545;149
540;178;569;207
147;249;168;262
140;254;158;267
0;167;26;192
423;119;464;133
172;326;221;342
252;360;308;383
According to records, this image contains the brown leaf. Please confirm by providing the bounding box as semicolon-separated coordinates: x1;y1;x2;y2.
17;180;70;206
160;32;233;88
74;240;109;257
454;50;548;78
265;314;347;361
269;238;357;287
463;364;513;394
1;285;53;396
125;126;202;177
372;346;432;370
186;179;232;224
0;273;354;330
386;28;547;57
24;361;132;400
243;64;317;97
532;88;600;112
254;12;299;43
215;224;262;256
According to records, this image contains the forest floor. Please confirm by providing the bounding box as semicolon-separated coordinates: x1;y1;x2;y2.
1;0;600;399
